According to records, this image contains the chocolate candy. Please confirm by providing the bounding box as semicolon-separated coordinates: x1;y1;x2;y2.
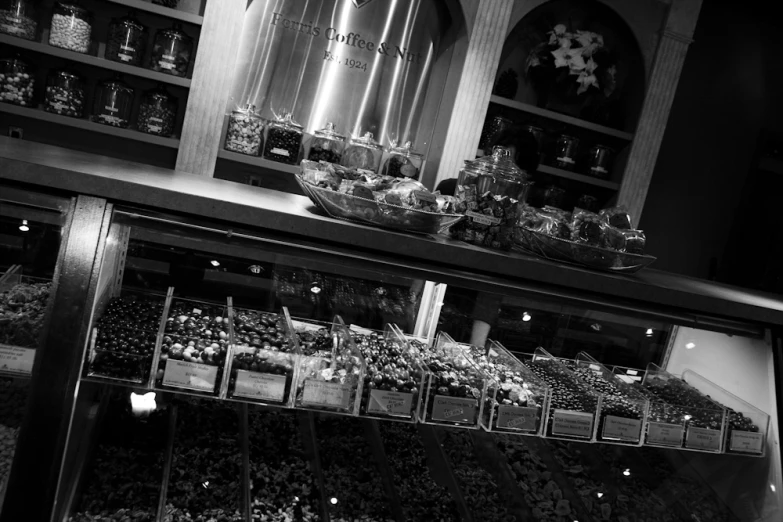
44;85;84;117
49;12;91;53
0;9;36;40
105;14;146;66
0;70;33;106
137;102;175;136
264;126;302;164
0;281;50;348
527;359;597;437
307;144;341;163
643;376;724;430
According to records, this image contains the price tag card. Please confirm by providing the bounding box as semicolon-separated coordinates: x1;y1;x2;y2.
293;320;327;333
551;410;594;438
497;405;538;431
0;345;35;376
465;210;501;226
234;370;287;402
685;427;722;451
729;430;764;453
602;415;642;442
432;395;477;424
349;325;375;336
414;190;437;203
647;422;684;446
302;380;352;409
368;390;413;417
162;360;218;392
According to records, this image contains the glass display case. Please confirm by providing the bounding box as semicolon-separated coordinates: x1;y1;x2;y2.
0;164;781;522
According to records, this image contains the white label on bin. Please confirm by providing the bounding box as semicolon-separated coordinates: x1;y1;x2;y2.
368;390;412;416
432;395;477;424
602;415;642;441
590;166;608;174
162;360;217;392
163;54;176;60
150;117;163;124
234;370;287;402
160;61;176;70
617;375;636;384
104;105;118;113
349;325;374;335
647;422;683;446
192;308;202;315
730;431;764;453
120;44;134;51
497;405;538;431
552;410;594;438
465;210;501;226
302;380;351;409
556;156;575;164
0;345;35;375
686;427;722;451
414;190;437;203
119;53;132;62
270;147;290;157
148;125;162;133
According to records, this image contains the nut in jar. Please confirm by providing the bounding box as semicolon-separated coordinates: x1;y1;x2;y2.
224;103;264;156
49;2;92;54
0;55;33;106
0;0;37;41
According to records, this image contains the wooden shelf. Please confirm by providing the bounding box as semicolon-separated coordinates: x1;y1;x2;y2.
217;149;301;174
0;34;192;88
537;164;620;190
107;0;204;25
0;103;180;148
490;95;635;141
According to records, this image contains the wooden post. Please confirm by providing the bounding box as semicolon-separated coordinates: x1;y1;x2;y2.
176;0;246;176
431;0;514;188
618;0;703;220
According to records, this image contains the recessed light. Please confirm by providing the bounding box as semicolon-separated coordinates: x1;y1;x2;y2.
330;497;338;505
311;285;321;294
623;469;631;476
248;264;262;274
685;342;695;349
522;312;532;322
591;323;602;332
18;219;29;232
210;260;220;267
645;328;653;336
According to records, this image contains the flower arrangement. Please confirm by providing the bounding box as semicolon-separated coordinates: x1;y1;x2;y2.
526;24;616;97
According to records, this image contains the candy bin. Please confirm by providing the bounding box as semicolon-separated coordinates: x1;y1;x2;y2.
341;131;382;172
450;145;533;250
0;0;37;40
553;134;579;170
92;75;134;128
223;103;264;156
465;340;549;436
136;85;177;137
418;332;491;429
44;69;84;117
49;2;92;53
588;144;613;179
306;121;344;163
0;55;33;106
263;112;303;164
149;23;193;77
105;11;147;66
224;305;299;408
349;324;429;423
382;140;424;180
154;297;230;397
291;316;365;415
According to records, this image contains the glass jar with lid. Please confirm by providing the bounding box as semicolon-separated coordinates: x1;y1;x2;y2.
542;185;566;209
264;112;303;164
49;2;92;54
44;68;84;117
0;0;37;40
92;74;134;128
137;85;176;136
149;23;193;77
307;122;344;163
106;11;147;66
0;55;33;106
341;132;382;172
451;145;533;250
381;141;424;180
478;115;511;152
224;103;264;156
587;144;613;179
554;134;579;170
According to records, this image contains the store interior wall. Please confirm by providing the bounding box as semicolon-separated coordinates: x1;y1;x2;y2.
639;0;771;281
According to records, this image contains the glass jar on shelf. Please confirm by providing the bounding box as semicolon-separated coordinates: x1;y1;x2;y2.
307;122;344;164
137;85;176;137
522;124;544;154
224;103;264;156
92;75;134;128
105;11;147;66
451;145;533;250
576;194;599;212
264;112;303;164
554;134;579;171
478;115;511;152
588;144;613;179
381;140;424;180
341;131;381;172
49;2;92;54
542;185;566;209
0;0;37;41
44;68;84;117
149;23;193;77
0;55;33;106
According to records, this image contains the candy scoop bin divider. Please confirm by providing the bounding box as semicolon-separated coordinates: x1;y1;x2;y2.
681;368;769;457
221;300;300;408
522;347;603;442
642;363;727;453
348;322;431;423
297;410;332;522
361;419;407;522
572;351;649;446
417;331;492;430
290;315;365;416
155;403;178;522
151;292;230;398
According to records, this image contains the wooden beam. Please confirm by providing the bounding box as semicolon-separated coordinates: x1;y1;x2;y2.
176;0;245;176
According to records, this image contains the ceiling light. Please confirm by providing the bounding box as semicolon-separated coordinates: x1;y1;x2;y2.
130;391;156;417
18;219;29;232
311;285;321;294
685;342;695;349
645;328;653;337
596;492;604;498
330;497;338;505
248;264;262;274
210;260;220;267
590;323;602;332
623;469;631;476
522;312;531;322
